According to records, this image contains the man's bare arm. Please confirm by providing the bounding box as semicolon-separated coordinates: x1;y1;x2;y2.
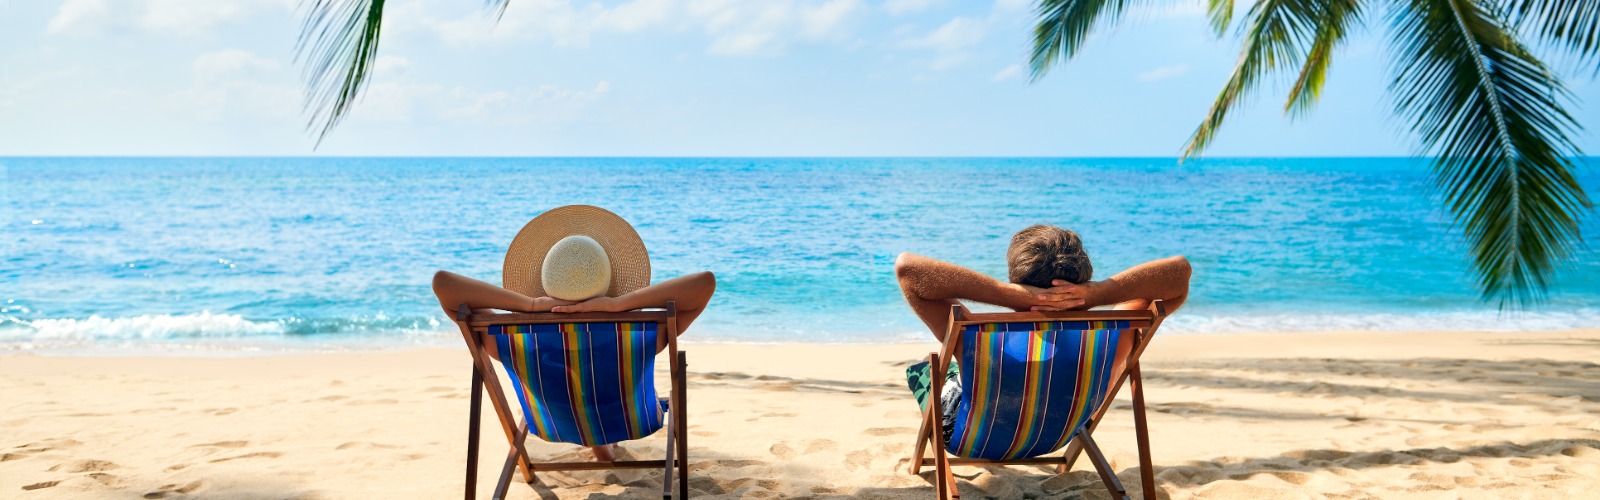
1033;256;1192;313
894;253;1038;340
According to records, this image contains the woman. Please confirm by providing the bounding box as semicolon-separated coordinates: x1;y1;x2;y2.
432;205;715;461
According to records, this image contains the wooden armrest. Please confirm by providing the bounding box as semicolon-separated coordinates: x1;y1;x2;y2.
466;309;674;327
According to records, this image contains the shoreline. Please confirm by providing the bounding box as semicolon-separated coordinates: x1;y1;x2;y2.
4;329;1598;498
5;327;1600;358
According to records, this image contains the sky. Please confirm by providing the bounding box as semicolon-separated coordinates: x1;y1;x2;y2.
1;0;1597;156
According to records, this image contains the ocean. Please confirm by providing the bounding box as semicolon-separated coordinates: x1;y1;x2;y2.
4;157;1598;351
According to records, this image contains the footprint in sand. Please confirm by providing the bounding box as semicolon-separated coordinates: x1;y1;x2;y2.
49;459;120;473
802;439;837;454
769;443;796;460
22;480;61;491
5;438;84;461
767;439;836;460
143;480;204;498
843;450;874;470
83;472;122;487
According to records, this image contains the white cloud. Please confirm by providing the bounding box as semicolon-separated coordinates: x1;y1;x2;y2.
191;49;280;77
46;0;287;36
1137;63;1190;82
45;0;109;34
375;55;414;75
989;63;1023;82
168;79;298;121
885;0;934;15
440;80;613;125
798;0;863;39
901;17;984;51
898;15;988;72
708;32;777;56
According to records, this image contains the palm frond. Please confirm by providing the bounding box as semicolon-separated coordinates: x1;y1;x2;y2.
1182;0;1322;156
485;0;510;21
1283;0;1363;117
296;0;388;146
1502;0;1600;68
1029;0;1142;79
1209;0;1237;34
1390;0;1592;306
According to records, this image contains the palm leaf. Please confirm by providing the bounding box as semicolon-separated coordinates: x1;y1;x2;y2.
485;0;510;21
1390;0;1592;306
1502;0;1600;68
1283;0;1363;117
1030;0;1144;79
296;0;388;146
1209;0;1237;34
1182;0;1322;156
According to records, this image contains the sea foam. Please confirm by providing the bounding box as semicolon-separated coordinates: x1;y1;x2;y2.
2;312;287;341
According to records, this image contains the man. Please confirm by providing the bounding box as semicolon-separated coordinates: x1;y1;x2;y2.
895;224;1190;405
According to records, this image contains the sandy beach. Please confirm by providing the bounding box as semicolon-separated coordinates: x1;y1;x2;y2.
3;329;1598;499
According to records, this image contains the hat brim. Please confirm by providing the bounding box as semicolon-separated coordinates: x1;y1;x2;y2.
503;205;651;299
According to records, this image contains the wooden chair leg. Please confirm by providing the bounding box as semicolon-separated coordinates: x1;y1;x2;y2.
1080;431;1129;500
492;423;530;500
676;351;689;500
909;411;931;475
466;366;483;500
662;409;675;499
1131;364;1155;500
926;353;958;499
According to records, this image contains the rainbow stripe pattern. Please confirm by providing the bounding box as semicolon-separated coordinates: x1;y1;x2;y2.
488;322;665;447
946;320;1126;460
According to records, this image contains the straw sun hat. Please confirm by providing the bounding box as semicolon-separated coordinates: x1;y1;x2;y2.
502;205;651;301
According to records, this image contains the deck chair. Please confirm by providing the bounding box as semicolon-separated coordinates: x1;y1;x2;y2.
451;302;689;500
906;301;1168;500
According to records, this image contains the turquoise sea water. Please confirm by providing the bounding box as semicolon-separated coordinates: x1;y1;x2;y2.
3;157;1598;350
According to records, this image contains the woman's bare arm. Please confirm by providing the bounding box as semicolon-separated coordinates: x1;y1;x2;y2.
432;270;574;316
550;271;717;334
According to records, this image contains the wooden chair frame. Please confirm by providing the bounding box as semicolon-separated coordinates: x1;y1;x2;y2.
451;302;690;500
906;300;1168;500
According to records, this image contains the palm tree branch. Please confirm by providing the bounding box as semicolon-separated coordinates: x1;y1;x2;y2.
485;0;510;21
296;0;388;146
1030;0;1139;79
1209;0;1236;34
1183;0;1322;156
1283;0;1362;117
1390;0;1591;306
1502;0;1600;69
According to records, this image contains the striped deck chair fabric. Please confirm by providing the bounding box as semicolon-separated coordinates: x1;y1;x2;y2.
489;321;665;447
945;320;1126;461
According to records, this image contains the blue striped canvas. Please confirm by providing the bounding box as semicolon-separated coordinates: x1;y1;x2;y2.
945;320;1126;460
489;322;665;447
